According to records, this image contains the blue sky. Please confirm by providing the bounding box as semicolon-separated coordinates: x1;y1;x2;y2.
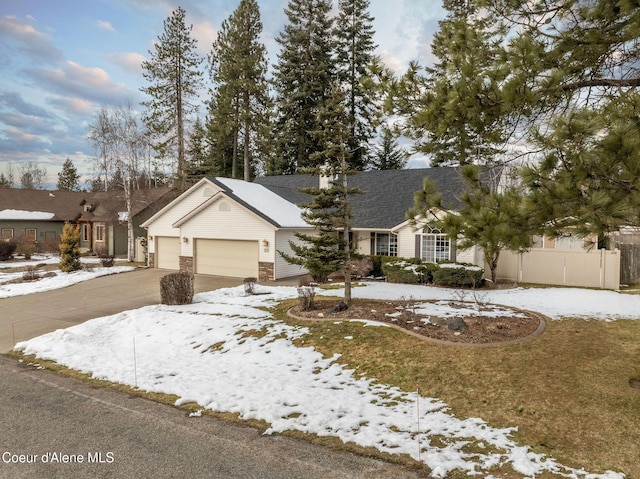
0;0;445;188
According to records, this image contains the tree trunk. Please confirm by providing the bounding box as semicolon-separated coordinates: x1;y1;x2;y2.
342;155;351;306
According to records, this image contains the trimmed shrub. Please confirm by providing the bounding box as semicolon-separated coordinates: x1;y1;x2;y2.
433;263;484;288
160;271;194;305
382;258;424;284
0;240;17;261
99;254;116;267
416;262;439;284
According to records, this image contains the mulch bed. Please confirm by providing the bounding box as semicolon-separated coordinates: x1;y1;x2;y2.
289;298;543;345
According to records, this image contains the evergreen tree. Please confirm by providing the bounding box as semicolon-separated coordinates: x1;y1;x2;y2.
185;117;211;184
392;0;510;167
280;84;360;305
333;0;378;170
207;0;270;181
272;0;336;174
57;157;81;191
370;126;409;170
59;223;82;273
408;165;533;283
0;173;11;188
141;6;203;191
522;93;640;239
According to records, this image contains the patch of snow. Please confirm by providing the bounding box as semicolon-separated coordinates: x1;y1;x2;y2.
0;266;135;298
0;209;55;220
14;284;631;478
216;177;309;228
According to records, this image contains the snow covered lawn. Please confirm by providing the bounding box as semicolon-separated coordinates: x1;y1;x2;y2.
15;281;637;478
0;255;134;298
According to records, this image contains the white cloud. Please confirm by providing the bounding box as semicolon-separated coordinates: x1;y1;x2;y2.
192;19;218;53
96;20;115;32
107;52;146;75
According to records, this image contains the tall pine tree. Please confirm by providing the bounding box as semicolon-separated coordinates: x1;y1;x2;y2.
141;6;203;191
207;0;271;181
333;0;378;170
393;0;510;167
281;83;360;305
272;0;336;174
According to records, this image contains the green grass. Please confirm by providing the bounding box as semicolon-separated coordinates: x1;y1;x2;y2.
275;298;640;478
6;294;640;478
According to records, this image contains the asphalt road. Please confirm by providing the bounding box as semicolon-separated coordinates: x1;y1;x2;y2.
0;356;426;479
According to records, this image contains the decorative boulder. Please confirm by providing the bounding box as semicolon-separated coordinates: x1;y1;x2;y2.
447;316;468;331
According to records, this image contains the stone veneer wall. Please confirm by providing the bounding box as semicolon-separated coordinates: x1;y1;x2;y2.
180;256;194;274
148;253;155;268
259;262;274;282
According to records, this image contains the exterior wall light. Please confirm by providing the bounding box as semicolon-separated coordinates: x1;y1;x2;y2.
262;239;269;247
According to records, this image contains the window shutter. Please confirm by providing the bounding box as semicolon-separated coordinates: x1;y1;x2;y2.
415;235;421;259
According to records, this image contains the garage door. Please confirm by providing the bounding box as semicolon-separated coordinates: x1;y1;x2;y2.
156;236;180;270
195;239;259;278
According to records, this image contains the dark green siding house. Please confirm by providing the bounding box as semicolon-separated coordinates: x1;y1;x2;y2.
0;188;175;258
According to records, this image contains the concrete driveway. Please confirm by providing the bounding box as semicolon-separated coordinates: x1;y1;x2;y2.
0;268;258;353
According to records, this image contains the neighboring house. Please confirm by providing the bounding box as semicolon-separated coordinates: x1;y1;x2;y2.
142;169;482;281
77;188;175;257
0;188;174;259
0;190;85;248
141;177;313;281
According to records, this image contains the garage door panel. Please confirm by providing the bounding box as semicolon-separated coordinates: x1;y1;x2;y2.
157;236;180;270
196;239;258;278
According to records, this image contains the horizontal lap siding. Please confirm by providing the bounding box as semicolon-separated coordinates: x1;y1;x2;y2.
146;183;220;255
275;230;310;279
180;200;275;263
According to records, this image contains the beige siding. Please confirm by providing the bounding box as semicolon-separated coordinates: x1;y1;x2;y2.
179;199;275;263
353;231;371;256
146;182;221;256
496;249;620;290
275;230;309;278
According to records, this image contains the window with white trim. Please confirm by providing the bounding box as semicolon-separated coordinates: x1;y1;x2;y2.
81;224;90;242
1;228;13;240
420;227;451;263
372;232;397;256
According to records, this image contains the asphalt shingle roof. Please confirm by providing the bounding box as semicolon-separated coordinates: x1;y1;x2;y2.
255;168;467;229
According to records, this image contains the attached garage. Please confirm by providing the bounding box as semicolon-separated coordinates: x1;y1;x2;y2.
195;239;259;278
156;236;180;270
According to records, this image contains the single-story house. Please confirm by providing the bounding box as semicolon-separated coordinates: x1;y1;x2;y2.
141;177;314;281
142;168;483;281
0;187;174;259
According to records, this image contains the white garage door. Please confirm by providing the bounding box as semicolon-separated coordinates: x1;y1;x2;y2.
156;236;180;270
195;239;259;278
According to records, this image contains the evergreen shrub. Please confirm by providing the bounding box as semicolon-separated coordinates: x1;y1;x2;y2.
433;263;484;287
381;258;424;284
59;224;82;272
